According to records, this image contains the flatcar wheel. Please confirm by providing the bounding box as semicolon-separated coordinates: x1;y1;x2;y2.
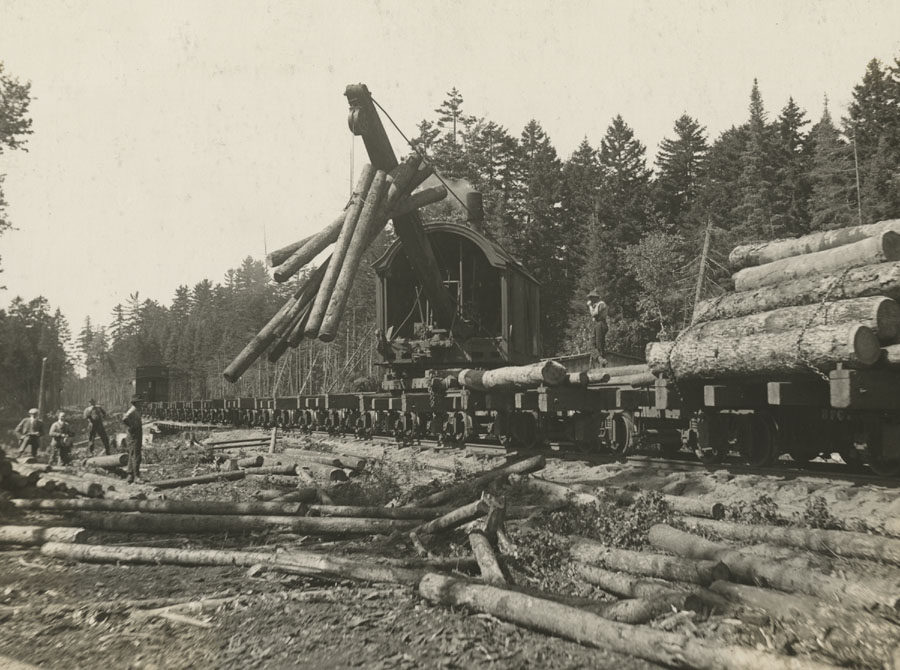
694;411;726;464
739;413;778;468
608;411;635;455
509;412;539;450
864;420;900;477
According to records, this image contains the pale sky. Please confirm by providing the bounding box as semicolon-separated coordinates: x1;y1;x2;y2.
1;0;898;334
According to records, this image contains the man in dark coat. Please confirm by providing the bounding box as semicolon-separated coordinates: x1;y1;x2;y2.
586;288;608;359
122;395;144;483
15;408;44;458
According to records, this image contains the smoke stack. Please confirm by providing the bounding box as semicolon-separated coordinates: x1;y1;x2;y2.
466;191;484;233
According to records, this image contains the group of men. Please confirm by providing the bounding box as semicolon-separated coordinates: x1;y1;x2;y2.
13;395;145;483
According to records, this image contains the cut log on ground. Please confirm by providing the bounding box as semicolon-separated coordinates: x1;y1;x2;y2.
458;360;568;392
299;463;348;482
571;539;730;586
687;296;900;342
202;437;272;447
204;441;269;452
410;455;545;507
732;230;900;292
283;449;343;467
153;470;246;489
468;530;506;585
646;323;881;380
680;516;900;566
418;573;837;670
236;456;264;468
242;464;297;476
33;472;104;498
710;580;899;669
40;542;424;585
728;218;900;270
0;526;86;546
11;498;308;516
48;512;417;536
412;494;494;536
308;505;450;520
576;564;684;599
84;453;128;468
648;524;900;611
694;260;900;324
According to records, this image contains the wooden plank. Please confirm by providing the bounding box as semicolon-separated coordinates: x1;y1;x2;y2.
767;381;829;406
703;384;767;408
830;368;900;410
323;394;360;410
538;387;617;413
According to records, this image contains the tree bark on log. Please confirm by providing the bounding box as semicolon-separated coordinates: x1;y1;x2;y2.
418;573;836;670
687;296;900;342
204;441;269;451
47;512;417;536
308;505;448;520
34;473;104;498
392;185;447;217
710;580;899;669
458;361;567;392
304;165;376;337
646;324;881;380
602;487;725;520
576;564;684;599
283;449;343;467
299;463;348;482
318;170;389;341
203;437;272;447
272;216;345;283
571;539;730;585
410;455;545;507
729;219;900;270
468;530;506;585
153;470;246;489
708;260;900;326
0;526;86;546
648;524;900;611
733;230;900;292
11;498;309;516
598;372;658;386
267;231;315;268
40;542;424;585
591;364;650;378
680;516;900;566
84;454;128;468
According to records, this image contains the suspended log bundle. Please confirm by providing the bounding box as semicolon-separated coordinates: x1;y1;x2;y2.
224;152;447;382
732;230;900;291
647;323;881;380
728;218;900;270
458;361;567;392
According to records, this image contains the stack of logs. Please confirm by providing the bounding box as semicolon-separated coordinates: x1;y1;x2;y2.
647;219;900;380
222;155;448;383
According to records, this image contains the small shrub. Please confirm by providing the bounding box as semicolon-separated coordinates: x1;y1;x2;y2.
726;494;782;525
799;495;844;530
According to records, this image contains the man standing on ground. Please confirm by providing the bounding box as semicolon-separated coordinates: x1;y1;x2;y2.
15;408;44;458
83;398;110;455
49;411;75;466
586;288;608;360
123;395;144;483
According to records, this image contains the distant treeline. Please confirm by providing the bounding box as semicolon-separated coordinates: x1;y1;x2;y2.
43;55;900;406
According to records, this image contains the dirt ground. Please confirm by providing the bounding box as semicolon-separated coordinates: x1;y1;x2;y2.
1;428;898;669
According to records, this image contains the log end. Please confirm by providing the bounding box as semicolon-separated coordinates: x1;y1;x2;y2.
876;298;900;340
852;325;882;365
882;230;900;262
318;330;335;343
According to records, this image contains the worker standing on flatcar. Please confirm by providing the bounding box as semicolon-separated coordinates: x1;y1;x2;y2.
122;395;144;483
586;289;608;360
83;398;111;455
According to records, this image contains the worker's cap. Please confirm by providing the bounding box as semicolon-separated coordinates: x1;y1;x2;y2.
586;289;601;300
57;411;66;418
89;398;96;404
28;408;38;414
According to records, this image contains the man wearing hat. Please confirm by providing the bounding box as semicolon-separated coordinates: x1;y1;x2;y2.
15;408;44;458
49;411;75;466
586;289;608;360
122;395;144;483
83;398;110;455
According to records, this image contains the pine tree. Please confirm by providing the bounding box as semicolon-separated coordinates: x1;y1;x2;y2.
734;79;776;241
808;102;858;230
771;97;811;236
654;114;709;230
